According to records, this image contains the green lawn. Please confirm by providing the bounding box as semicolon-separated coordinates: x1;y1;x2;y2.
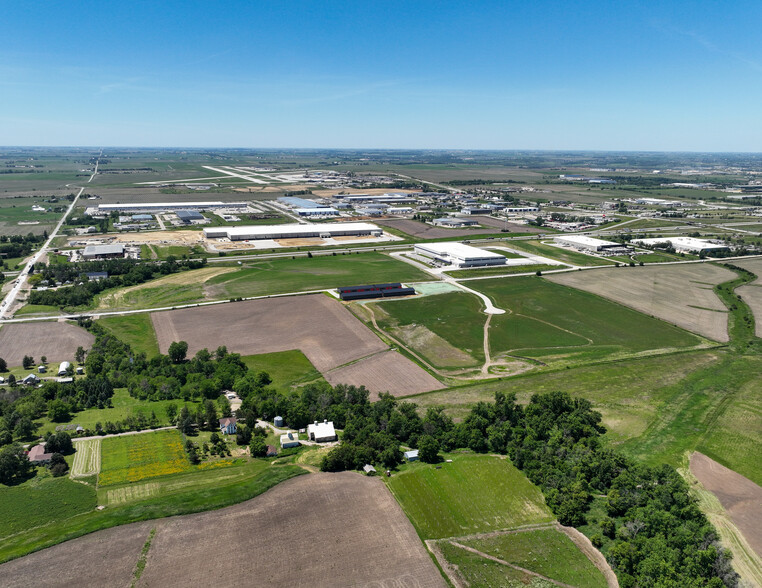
98;314;160;356
437;541;529;587
386;453;553;540
445;263;567;278
99;430;192;486
241;350;324;390
0;476;97;540
476;276;703;362
206;252;430;299
35;388;200;436
462;529;608;587
13;304;60;316
500;240;615;267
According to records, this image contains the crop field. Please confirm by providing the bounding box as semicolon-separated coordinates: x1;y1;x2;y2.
324;349;444;398
455;528;608;587
0;196;64;235
241;350;324;389
475;276;703;363
547;263;736;341
99;430;191;486
734;258;762;336
501;239;615;266
387;454;554;540
0;477;96;540
372;291;487;367
4;472;446;587
0;321;94;367
375;218;515;238
98;313;160;356
445;263;566;278
35;389;200;436
71;438;101;478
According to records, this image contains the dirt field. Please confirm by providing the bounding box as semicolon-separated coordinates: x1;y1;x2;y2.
375;218;511;239
733;258;762;337
0;322;95;367
0;473;446;587
0;521;154;588
325;350;444;398
547;264;735;341
691;453;762;559
74;230;204;245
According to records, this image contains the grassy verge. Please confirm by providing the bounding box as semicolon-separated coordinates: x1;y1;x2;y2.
444;263;567;278
98;314;160;357
241;350;324;389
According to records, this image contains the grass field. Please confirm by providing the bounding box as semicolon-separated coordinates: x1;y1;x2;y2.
13;304;60;316
205;252;430;299
98;314;160;356
436;541;530;586
99;430;191;486
0;477;97;539
241;350;324;389
499;240;615;266
71;438;101;478
444;263;567;278
460;529;608;587
387;454;553;540
35;389;200;436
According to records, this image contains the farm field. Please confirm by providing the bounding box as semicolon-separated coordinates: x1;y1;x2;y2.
98;313;160;356
371;291;487;367
387;454;554;540
1;472;446;588
500;239;615;266
445;263;567;278
0;196;64;235
435;541;530;586
241;350;324;390
71;438;101;478
35;388;200;436
475;276;704;363
734;258;762;337
375;218;522;239
0;477;97;540
0;321;94;367
547;263;736;341
324;349;444;398
457;528;609;587
99;430;191;486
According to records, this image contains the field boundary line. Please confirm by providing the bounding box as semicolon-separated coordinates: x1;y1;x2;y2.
556;523;620;588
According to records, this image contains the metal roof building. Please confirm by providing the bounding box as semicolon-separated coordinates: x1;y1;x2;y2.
338;283;415;301
554;235;622;252
307;420;337;443
82;244;125;259
204;222;382;241
58;361;71;376
633;237;729;254
414;242;506;268
176;210;205;222
94;202;247;213
278;196;323;208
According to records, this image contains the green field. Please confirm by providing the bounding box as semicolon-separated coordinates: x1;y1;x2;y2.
460;529;608;587
99;430;192;486
98;314;160;356
387;454;553;540
0;476;97;539
35;389;200;436
241;350;324;390
499;240;615;267
206;252;430;299
477;277;704;362
13;304;60;316
445;263;566;278
436;541;531;587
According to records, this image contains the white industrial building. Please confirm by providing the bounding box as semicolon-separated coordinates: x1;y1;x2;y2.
503;206;540;213
307;420;337;443
294;207;340;217
204;222;382;241
82;244;126;260
431;217;478;228
633;237;730;255
90;201;248;214
414;242;507;268
554;235;625;253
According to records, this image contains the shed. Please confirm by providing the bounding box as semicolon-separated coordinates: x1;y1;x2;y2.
22;374;39;386
58;361;71;376
363;464;377;475
38;365;47;373
280;432;300;449
403;450;419;462
219;417;237;435
265;445;278;457
307;420;337;443
274;416;284;428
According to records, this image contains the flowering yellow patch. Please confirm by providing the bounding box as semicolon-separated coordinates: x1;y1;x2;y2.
196;459;237;471
99;430;192;487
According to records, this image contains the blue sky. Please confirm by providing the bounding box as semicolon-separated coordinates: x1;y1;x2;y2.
1;0;761;151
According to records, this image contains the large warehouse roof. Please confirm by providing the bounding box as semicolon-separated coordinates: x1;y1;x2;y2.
634;237;729;252
96;202;246;212
83;244;125;257
204;222;382;241
415;242;504;261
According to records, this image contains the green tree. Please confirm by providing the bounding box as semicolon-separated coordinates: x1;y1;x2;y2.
49;453;69;477
0;444;33;484
47;399;70;423
177;406;194;435
249;437;267;458
418;435;440;463
165;402;178;423
75;346;86;364
0;357;6;372
168;341;189;364
13;417;35;440
22;355;34;369
184;440;200;464
204;400;218;432
40;356;47;365
7;374;16;387
45;431;73;454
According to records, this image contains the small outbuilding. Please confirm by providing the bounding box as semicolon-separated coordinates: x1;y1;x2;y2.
274;416;284;428
403;450;419;462
22;374;40;386
363;464;377;475
307;420;337;443
280;432;300;449
58;361;71;376
219;417;237;435
37;365;47;373
265;445;278;457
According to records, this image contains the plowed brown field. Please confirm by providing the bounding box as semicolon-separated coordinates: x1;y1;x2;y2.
0;322;94;367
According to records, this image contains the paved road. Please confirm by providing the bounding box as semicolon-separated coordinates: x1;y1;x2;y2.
0;152;101;319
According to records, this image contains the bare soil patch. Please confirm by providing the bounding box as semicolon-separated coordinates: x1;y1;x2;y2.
152;294;385;373
0;521;153;588
0;322;95;367
691;452;762;559
733;258;762;337
375;218;502;239
73;230;204;246
274;237;324;246
548;264;735;341
325;350;444;398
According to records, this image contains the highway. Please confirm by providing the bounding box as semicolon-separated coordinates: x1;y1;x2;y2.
0;151;101;319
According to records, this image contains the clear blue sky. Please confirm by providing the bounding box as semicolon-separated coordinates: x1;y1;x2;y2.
2;0;761;151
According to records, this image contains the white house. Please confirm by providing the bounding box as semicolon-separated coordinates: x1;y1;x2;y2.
219;417;237;435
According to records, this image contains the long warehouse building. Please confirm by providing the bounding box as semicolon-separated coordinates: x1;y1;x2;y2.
93;201;248;214
414;242;506;267
554;235;624;253
204;222;383;241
